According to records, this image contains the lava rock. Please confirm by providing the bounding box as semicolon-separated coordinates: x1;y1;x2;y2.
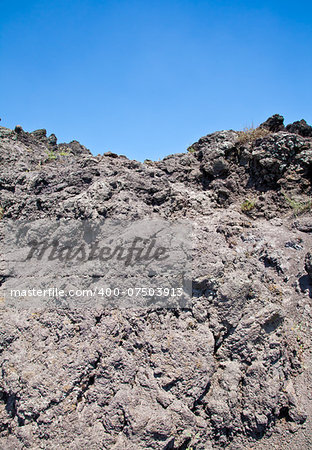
305;251;312;279
48;133;57;146
286;119;312;137
31;128;47;139
0;118;311;450
103;151;119;158
14;124;23;133
259;114;285;132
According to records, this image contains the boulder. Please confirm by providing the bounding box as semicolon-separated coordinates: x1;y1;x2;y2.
286;119;312;137
259;114;285;132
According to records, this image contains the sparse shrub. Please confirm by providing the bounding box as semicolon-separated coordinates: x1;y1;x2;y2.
241;198;256;212
47;150;57;161
237;126;271;144
58;146;72;155
187;146;196;153
284;194;312;216
0;206;3;220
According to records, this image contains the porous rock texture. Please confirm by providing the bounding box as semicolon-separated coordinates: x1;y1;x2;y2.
1;115;312;449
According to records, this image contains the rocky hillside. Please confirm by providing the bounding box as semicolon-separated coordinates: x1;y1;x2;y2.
1;115;312;449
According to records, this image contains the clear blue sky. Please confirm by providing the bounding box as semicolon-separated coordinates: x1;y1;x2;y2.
1;1;311;161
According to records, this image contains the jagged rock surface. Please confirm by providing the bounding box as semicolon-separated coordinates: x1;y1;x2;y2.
286;120;312;138
1;116;312;449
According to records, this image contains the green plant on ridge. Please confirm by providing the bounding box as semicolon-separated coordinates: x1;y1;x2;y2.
284;194;312;216
241;198;256;212
47;150;57;160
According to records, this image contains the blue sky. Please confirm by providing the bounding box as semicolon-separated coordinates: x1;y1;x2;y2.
1;0;311;161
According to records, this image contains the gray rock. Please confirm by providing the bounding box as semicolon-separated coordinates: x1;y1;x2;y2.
48;133;57;146
30;128;47;139
0;119;312;449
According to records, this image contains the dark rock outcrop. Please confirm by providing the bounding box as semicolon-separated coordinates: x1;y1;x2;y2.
286;119;312;137
260;114;285;132
305;251;312;279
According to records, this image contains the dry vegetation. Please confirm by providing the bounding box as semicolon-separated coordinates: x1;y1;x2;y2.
237;126;271;144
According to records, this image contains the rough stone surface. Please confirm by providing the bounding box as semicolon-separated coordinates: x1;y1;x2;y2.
305;252;312;279
286;119;312;138
260;114;285;132
1;116;312;449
